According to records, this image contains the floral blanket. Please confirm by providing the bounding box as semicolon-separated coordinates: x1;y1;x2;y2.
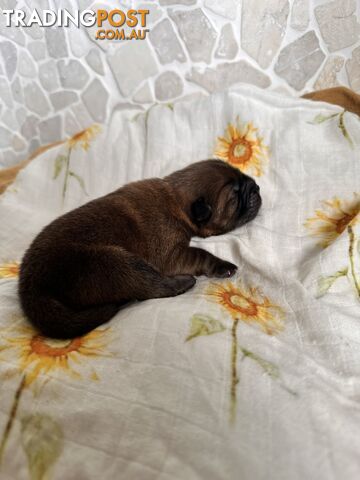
0;86;359;480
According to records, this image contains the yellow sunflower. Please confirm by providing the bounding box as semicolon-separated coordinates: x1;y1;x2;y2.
0;261;20;279
214;118;269;176
67;124;101;151
305;194;360;248
207;281;284;335
0;324;110;386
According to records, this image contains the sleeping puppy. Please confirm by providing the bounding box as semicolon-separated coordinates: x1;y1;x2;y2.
19;159;261;339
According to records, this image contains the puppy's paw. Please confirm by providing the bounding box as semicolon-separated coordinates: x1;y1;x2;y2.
170;275;196;295
210;261;238;279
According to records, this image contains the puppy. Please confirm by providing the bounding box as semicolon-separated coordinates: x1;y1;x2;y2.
19;160;261;339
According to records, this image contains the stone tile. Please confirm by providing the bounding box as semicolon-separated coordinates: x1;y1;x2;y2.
204;0;240;20
0;41;17;81
0;0;18;8
86;49;105;75
24;0;49;8
18;50;36;78
12;134;26;152
274;31;325;90
50;91;78;111
39;60;60;93
68;25;91;58
290;0;309;31
28;139;40;155
241;0;289;69
79;0;92;8
15;108;26;128
160;0;195;5
0;78;13;108
133;82;153;104
136;2;163;25
58;59;90;90
314;56;344;90
149;18;186;65
24;82;51;116
2;109;18;130
38;116;62;144
187;60;271;93
315;0;360;52
108;40;158;97
0;11;26;46
81;79;109;122
24;25;43;40
0;126;12;148
28;41;46;61
169;8;217;64
11;77;24;103
346;46;360;93
155;71;183;101
215;24;238;60
21;115;39;140
45;27;69;58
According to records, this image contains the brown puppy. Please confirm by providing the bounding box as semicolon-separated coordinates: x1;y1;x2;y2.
19;160;261;339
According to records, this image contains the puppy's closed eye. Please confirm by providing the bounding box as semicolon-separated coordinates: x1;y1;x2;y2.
191;197;212;225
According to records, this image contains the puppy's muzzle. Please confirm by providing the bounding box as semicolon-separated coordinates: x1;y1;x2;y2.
238;179;261;222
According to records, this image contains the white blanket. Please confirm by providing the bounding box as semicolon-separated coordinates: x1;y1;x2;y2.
0;86;359;480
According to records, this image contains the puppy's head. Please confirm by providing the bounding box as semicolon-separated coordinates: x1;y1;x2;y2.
166;159;262;237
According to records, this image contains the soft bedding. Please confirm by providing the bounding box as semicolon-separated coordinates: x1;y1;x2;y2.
0;85;359;480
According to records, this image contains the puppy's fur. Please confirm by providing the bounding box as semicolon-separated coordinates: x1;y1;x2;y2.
19;160;261;339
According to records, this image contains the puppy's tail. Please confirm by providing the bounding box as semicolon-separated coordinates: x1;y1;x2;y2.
20;293;120;339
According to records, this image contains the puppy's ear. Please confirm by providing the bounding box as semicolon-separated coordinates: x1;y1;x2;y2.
191;197;212;225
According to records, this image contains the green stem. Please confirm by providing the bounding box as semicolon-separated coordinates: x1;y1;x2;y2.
0;375;26;465
348;225;360;298
62;147;72;202
230;319;239;424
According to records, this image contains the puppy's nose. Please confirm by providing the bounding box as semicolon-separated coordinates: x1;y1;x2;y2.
251;183;260;194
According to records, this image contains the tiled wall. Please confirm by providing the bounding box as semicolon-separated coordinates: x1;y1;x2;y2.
0;0;359;167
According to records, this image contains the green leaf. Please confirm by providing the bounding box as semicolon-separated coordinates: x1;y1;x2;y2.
21;414;64;480
316;268;348;298
338;112;354;148
68;171;87;195
240;347;280;379
307;112;339;125
186;314;226;342
53;155;67;180
240;347;298;396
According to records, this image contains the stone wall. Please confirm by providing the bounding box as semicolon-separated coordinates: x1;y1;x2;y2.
0;0;359;167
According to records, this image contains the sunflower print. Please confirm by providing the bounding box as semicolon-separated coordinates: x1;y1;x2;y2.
0;262;20;279
67;124;101;151
305;194;360;248
214;117;269;176
0;324;110;386
207;281;285;335
54;124;101;202
0;323;111;466
187;280;287;423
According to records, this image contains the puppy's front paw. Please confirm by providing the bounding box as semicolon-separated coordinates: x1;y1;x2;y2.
209;261;238;278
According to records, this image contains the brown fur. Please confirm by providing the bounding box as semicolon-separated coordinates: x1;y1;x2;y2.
19;160;261;339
